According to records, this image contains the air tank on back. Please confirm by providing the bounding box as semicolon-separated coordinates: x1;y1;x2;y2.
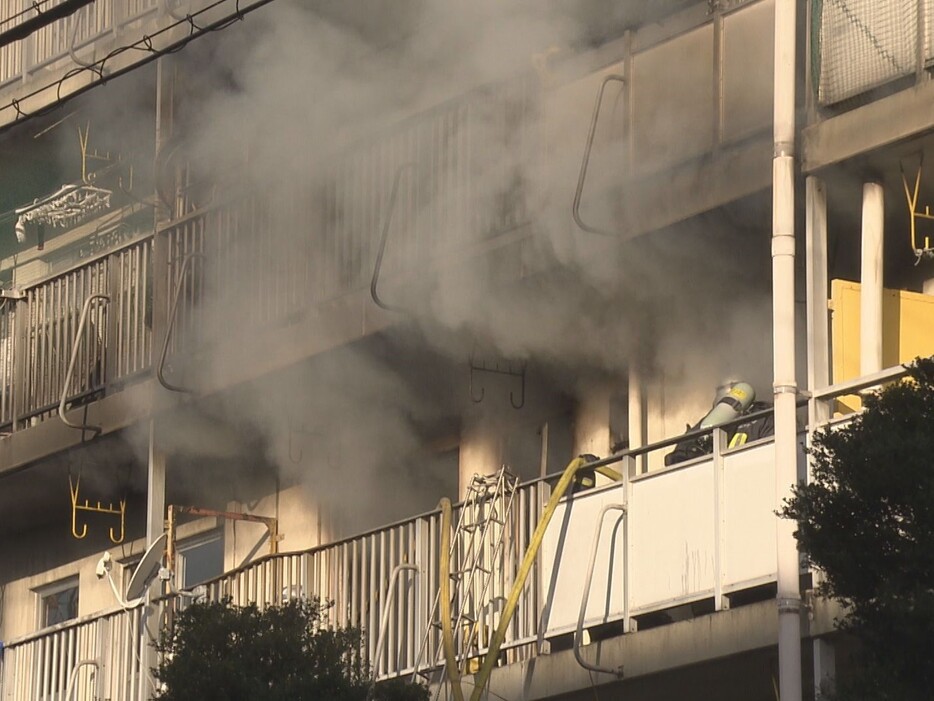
698;381;755;429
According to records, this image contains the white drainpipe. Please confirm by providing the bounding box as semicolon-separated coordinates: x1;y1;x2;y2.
773;1;802;700
860;183;884;375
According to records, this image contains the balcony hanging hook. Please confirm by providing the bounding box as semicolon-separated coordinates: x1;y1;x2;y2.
900;153;934;264
69;473;88;539
469;365;485;403
509;363;527;410
469;351;526;410
109;462;130;544
108;498;127;544
288;415;303;464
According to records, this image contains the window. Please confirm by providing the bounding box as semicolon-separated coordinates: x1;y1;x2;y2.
37;577;79;628
120;554;143;595
177;533;224;589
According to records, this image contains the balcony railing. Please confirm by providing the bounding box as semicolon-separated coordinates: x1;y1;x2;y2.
0;605;145;701
0;366;912;698
0;234;153;433
0;441;782;698
0;0;161;88
0;75;538;433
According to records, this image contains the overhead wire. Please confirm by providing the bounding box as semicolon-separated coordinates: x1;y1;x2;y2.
0;0;271;133
0;0;451;133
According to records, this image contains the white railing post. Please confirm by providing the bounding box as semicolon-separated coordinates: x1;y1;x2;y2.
712;427;727;612
622;455;635;633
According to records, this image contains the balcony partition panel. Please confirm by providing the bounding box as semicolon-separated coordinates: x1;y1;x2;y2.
816;0;932;106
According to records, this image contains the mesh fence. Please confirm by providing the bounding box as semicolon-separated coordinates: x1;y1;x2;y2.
817;0;932;105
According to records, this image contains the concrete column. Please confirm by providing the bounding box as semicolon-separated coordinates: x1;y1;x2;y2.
146;420;167;550
860;182;884;375
459;417;503;500
628;366;645;474
572;386;612;459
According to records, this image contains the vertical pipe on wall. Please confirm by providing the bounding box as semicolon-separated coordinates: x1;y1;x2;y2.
860;182;884;375
805;177;830;425
773;1;802;701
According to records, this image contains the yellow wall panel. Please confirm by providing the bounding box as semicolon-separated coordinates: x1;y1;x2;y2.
830;279;934;411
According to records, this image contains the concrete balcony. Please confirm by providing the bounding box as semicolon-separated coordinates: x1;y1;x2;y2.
0;394;849;701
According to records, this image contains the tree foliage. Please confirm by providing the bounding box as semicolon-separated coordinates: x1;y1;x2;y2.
780;357;934;701
155;598;429;701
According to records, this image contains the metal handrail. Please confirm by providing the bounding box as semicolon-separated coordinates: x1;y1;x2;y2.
572;74;626;237
64;659;99;701
157;251;205;393
369;563;420;696
370;163;416;314
573;503;626;677
58;293;110;434
810;364;907;401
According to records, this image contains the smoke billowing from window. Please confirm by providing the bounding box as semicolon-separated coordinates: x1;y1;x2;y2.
133;0;774;535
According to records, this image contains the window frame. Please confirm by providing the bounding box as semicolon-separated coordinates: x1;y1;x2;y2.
35;575;80;629
175;529;224;590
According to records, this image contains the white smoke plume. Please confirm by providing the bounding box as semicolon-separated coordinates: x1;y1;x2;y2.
89;0;774;535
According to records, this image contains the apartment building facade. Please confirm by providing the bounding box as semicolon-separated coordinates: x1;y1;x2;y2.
1;0;933;699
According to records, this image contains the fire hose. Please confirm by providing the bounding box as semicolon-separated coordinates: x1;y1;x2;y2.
439;497;465;701
467;456;590;701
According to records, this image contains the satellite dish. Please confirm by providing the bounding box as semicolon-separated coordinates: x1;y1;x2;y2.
126;533;167;601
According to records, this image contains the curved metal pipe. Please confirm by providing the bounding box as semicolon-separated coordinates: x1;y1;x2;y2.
68;11;94;69
164;0;192;22
59;294;110;434
370;163;416;314
65;659;99;701
571;74;626;237
573;504;626;677
157;251;205;394
369;563;419;699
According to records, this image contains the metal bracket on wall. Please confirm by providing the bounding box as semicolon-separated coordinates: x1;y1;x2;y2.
572;74;626;237
59;293;110;436
287;414;319;464
69;473;126;544
165;504;281;575
468;352;527;410
370;163;417;314
900;156;934;264
157;251;205;393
